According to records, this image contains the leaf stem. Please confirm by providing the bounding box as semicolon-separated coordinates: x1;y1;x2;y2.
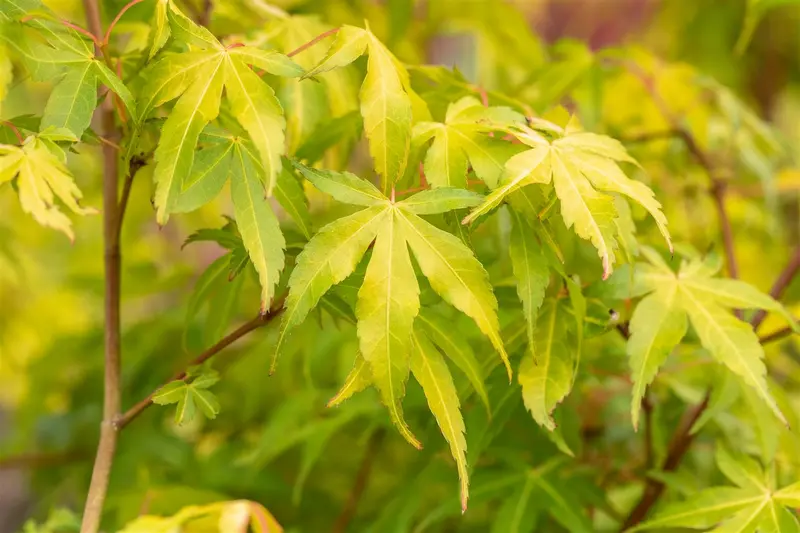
287;27;340;58
1;120;24;144
103;0;146;46
759;325;796;345
117;300;285;429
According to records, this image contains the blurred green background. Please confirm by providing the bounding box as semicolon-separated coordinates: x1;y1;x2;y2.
1;0;799;532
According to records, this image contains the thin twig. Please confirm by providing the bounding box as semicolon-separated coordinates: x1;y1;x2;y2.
198;0;213;27
103;0;146;46
619;129;683;144
117;301;285;429
80;0;123;531
759;326;796;345
621;393;710;531
332;429;385;533
642;396;654;470
751;246;800;330
287;27;340;58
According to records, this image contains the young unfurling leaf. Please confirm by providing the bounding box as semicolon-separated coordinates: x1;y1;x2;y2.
152;370;222;425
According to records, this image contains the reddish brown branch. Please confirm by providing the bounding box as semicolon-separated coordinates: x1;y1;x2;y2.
759;326;796;345
287;27;340;58
621;393;710;531
198;0;213;27
332;429;385;533
80;0;124;530
751;246;800;330
117;301;284;429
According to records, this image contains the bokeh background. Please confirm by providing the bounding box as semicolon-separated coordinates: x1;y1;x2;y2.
1;0;799;531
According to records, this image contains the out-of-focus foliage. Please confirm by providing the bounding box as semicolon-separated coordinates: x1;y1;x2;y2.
1;1;800;532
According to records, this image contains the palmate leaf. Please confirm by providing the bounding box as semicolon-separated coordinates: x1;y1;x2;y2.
464;124;671;278
635;445;800;532
303;24;421;191
612;248;798;427
0;137;96;240
413;96;525;188
277;163;506;454
0;20;134;139
138;3;302;224
152;370;221;425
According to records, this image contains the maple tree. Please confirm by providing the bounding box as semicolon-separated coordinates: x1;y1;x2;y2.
1;1;800;532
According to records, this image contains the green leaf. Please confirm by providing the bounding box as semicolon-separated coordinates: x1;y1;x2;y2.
152;57;225;223
416;309;490;413
302;26;369;77
410;329;469;511
0;138;96;240
92;61;136;122
414;96;524;188
519;300;574;431
357;210;421;449
40;61;96;138
224;56;286;196
462;146;550;224
634;487;763;530
509;209;549;350
173;141;234;213
360;31;413;190
0;44;11;117
398;209;509;379
293;161;386;206
148;0;170;60
716;445;767;491
167;2;222;50
228;47;304;77
275;165;312;239
230;144;286;312
152;370;222;425
551;150;618;279
397;188;484;215
627;287;686;430
491;474;540;533
624;253;790;424
327;355;371;407
465;126;671;277
275;205;390;364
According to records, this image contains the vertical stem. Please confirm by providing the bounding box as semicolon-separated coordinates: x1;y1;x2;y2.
332;429;385;533
80;1;122;532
